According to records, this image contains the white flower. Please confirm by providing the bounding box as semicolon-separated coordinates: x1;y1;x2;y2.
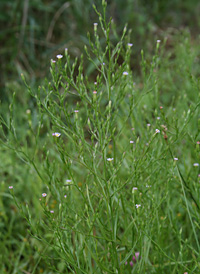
42;193;47;197
52;132;61;137
107;158;114;162
127;43;133;47
174;158;178;161
123;71;128;76
56;54;63;59
157;40;161;43
130;140;134;144
136;204;141;208
132;187;138;193
9;186;13;189
155;129;160;133
193;163;199;167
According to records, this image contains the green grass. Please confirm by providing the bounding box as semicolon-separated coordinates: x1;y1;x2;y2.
1;2;200;274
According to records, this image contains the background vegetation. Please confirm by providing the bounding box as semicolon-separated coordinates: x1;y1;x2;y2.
1;0;200;273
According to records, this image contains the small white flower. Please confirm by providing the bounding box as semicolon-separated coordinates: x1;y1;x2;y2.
130;140;134;144
123;71;128;76
66;179;72;183
74;110;79;113
135;204;141;209
155;129;160;133
146;184;151;188
93;23;98;26
51;59;56;63
56;54;63;59
9;186;13;189
93;91;97;94
157;40;161;43
64;195;67;198
132;187;138;193
107;158;114;162
193;163;199;167
127;43;133;47
50;210;54;213
157;117;160;120
147;123;151;127
174;158;178;161
52;132;61;137
42;193;47;197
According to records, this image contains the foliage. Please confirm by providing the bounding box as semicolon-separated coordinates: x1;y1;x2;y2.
1;1;200;273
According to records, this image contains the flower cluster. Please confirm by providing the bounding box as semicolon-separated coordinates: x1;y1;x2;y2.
125;252;140;267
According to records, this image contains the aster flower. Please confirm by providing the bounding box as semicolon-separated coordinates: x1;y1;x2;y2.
136;204;141;208
127;43;133;47
56;54;63;59
52;132;61;137
107;158;114;162
42;193;47;197
123;71;129;76
132;187;138;193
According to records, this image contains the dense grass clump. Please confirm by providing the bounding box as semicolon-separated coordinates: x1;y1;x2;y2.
1;2;200;274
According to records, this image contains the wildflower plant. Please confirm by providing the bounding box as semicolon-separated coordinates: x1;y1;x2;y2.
1;2;200;274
